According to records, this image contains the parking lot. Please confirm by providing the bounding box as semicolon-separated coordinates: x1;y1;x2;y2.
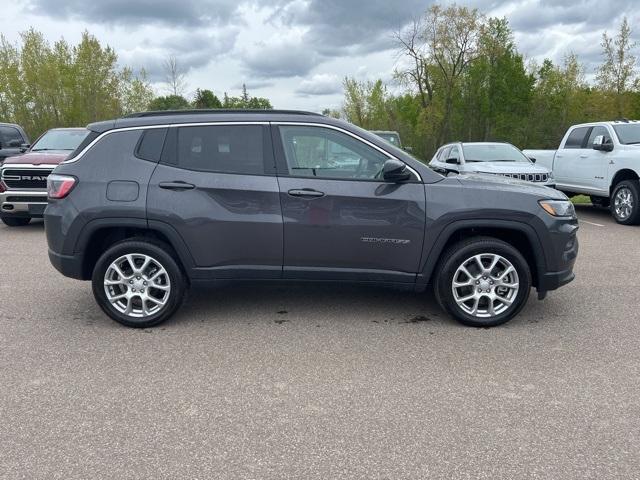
0;205;638;479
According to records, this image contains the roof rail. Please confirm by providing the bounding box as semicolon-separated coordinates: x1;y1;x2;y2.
125;109;323;118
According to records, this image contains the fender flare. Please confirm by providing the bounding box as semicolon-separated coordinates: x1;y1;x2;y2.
417;218;548;287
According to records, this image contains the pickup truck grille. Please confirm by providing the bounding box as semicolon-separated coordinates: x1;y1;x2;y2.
1;168;53;189
499;173;549;183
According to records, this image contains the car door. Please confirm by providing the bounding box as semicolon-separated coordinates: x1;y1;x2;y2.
554;126;591;189
583;126;612;192
0;125;26;162
147;123;283;279
273;123;426;283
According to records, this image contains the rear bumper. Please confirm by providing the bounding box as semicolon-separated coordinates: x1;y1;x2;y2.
0;190;48;218
48;248;84;280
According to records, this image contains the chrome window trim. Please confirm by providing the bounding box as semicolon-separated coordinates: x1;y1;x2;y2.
272;121;423;182
59;120;423;182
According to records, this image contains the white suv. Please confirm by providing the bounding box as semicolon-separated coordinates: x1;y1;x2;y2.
430;142;554;186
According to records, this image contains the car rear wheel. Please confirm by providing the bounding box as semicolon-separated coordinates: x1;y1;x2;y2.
611;180;640;225
435;237;531;327
92;239;187;328
1;217;31;227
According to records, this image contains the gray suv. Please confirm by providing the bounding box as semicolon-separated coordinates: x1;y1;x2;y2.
44;110;579;328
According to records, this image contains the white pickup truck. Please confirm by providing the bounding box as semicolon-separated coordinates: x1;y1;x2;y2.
524;120;640;225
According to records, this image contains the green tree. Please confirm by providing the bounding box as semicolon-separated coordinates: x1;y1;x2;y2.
222;84;272;109
0;28;153;139
148;95;191;111
596;16;637;116
192;88;222;109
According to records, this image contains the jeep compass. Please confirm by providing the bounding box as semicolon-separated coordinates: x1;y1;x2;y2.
44;110;579;328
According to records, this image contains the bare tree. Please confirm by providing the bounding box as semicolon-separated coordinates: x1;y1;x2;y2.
395;5;482;144
394;18;433;109
596;16;637;116
163;55;187;96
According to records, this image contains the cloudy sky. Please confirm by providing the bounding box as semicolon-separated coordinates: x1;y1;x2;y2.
3;0;640;111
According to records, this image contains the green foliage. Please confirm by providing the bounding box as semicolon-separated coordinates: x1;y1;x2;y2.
221;84;273;109
0;29;153;139
338;9;640;161
193;88;222;109
148;95;191;111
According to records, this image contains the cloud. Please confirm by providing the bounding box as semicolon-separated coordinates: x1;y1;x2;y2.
25;0;243;26
243;39;321;78
295;74;342;95
119;28;239;81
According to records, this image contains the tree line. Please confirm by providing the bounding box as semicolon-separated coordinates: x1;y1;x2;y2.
331;5;640;160
0;31;272;140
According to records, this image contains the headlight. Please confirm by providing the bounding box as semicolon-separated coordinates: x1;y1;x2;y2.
539;199;575;218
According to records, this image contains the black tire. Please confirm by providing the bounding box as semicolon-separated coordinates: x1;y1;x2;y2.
434;236;532;328
589;195;610;208
1;217;31;227
92;239;187;328
611;180;640;225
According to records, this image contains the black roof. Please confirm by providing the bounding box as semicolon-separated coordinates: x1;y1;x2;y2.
125;109;321;118
88;109;326;133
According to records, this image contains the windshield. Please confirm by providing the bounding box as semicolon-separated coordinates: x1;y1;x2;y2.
613;124;640;144
462;143;529;162
374;132;401;147
32;129;89;151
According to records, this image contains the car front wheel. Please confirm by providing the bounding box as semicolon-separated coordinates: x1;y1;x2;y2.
435;237;532;327
92;239;187;328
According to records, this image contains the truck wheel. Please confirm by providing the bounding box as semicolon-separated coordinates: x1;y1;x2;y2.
91;239;187;328
1;217;31;227
611;180;640;225
434;237;531;328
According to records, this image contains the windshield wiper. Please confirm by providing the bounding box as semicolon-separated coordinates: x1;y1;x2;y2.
32;148;73;151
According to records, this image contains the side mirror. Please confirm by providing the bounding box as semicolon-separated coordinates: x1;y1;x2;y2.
592;135;613;152
445;157;459;165
382;158;411;182
20;143;30;153
528;157;537;163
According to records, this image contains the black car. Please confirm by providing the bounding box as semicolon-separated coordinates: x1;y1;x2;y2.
0;122;30;164
44;110;579;328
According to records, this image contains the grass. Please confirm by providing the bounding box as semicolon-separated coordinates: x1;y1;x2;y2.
570;195;591;205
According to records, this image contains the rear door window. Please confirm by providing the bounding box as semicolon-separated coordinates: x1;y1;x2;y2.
136;128;167;162
563;127;590;149
174;125;266;175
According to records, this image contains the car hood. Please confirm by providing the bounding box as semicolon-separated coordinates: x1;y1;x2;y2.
2;150;70;166
463;161;551;174
455;173;566;200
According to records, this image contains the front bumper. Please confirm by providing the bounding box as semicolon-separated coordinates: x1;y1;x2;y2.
537;220;579;293
0;190;48;218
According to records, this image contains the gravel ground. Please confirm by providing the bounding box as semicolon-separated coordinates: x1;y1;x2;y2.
0;205;638;479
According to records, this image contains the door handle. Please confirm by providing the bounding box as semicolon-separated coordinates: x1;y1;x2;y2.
159;181;195;190
288;188;325;198
579;154;588;159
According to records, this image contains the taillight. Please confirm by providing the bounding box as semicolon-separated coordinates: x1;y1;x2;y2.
47;174;77;199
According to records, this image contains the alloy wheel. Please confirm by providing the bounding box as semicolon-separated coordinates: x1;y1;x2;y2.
451;253;519;318
103;253;171;318
614;187;634;221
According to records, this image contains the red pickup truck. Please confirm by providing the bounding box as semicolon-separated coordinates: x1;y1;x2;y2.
0;128;88;226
